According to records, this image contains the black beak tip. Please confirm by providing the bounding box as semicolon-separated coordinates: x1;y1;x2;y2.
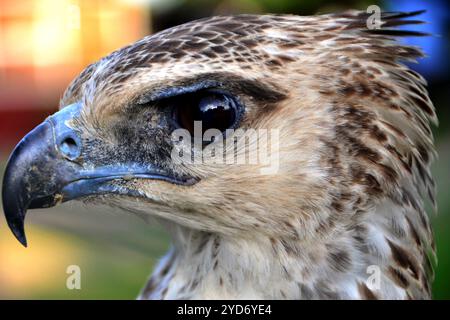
7;218;28;247
2;177;29;247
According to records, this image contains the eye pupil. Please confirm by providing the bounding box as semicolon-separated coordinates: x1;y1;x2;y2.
174;92;238;136
197;95;235;132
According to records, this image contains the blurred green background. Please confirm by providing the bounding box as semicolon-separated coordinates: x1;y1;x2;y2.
0;0;449;299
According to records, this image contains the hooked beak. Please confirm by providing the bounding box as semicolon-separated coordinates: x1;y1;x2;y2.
2;103;193;247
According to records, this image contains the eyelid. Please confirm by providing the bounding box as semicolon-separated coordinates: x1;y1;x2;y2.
136;80;223;105
133;72;286;107
133;85;244;120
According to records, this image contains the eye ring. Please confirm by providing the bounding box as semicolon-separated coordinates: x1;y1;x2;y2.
171;89;243;139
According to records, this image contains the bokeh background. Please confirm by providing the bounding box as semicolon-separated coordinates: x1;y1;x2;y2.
0;0;449;299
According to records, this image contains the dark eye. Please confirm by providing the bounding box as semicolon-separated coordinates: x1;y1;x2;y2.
173;91;239;136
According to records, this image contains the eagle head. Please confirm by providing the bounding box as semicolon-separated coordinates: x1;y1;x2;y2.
2;11;436;299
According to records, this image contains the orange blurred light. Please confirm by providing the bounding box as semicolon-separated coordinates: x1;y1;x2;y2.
0;0;151;109
31;0;82;67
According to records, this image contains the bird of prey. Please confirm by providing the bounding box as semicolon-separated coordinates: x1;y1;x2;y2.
2;10;437;299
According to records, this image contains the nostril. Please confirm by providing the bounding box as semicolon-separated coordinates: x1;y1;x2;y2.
59;136;81;160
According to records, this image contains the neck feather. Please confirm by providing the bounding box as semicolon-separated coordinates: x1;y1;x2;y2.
139;196;433;300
